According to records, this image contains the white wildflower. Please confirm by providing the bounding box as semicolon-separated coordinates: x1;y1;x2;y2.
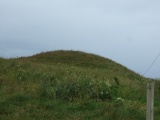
116;97;125;102
105;80;111;87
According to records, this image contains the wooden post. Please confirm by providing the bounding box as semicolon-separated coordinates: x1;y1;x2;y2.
146;80;154;120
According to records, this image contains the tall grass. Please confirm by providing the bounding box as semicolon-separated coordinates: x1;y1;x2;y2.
0;51;160;119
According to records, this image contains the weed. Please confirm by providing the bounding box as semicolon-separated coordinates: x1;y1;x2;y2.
0;50;158;120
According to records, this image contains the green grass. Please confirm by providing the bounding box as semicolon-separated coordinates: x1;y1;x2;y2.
0;50;160;119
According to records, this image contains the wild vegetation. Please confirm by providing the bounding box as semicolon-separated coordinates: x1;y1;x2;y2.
0;50;160;120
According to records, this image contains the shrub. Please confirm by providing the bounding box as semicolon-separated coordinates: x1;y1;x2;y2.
40;73;117;102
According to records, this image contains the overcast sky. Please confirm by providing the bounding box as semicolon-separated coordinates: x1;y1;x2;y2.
0;0;160;78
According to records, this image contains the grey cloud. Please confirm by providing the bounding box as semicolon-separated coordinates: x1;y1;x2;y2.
0;0;160;78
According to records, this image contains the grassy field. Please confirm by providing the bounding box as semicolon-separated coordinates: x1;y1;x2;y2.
0;50;160;120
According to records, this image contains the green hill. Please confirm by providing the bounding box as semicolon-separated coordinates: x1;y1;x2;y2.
27;50;142;80
28;50;122;68
0;50;160;120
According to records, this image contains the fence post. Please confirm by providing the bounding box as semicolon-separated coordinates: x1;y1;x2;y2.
146;80;154;120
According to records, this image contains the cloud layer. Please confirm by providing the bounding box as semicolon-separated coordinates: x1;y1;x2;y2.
0;0;160;78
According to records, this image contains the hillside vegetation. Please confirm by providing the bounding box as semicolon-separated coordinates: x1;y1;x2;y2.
0;50;160;120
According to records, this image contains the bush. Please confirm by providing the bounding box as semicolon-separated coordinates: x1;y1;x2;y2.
40;73;118;102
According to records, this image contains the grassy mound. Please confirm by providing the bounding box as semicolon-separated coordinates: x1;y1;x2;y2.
0;50;160;120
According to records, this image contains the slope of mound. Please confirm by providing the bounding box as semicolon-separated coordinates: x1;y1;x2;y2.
2;50;160;120
28;50;125;69
28;50;113;67
26;50;141;80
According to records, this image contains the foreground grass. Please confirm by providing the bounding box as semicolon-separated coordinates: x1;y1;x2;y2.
0;50;160;119
0;95;146;120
